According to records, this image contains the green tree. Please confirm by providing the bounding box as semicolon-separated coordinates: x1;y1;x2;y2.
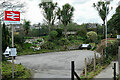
2;23;10;61
57;3;74;38
2;23;10;52
108;5;120;34
93;1;112;38
87;31;98;43
39;2;58;35
23;20;30;36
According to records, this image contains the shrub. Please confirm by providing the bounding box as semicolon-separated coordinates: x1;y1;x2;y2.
56;28;63;37
41;42;56;50
76;36;86;40
2;61;31;79
14;34;25;44
37;39;42;42
76;28;87;37
96;39;118;56
58;38;69;46
68;35;75;41
32;41;38;44
50;31;58;39
87;31;98;43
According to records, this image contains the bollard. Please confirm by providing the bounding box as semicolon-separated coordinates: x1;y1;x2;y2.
112;63;116;80
71;61;74;80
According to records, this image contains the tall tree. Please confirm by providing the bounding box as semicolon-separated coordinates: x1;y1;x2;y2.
2;23;10;52
57;3;74;38
39;2;58;35
108;5;120;34
23;20;30;36
93;1;112;38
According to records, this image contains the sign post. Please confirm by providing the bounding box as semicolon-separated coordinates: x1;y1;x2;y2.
5;11;20;79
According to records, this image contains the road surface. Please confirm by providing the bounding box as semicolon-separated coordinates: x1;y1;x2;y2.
15;50;100;78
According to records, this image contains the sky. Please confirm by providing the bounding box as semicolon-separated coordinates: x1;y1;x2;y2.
1;0;120;25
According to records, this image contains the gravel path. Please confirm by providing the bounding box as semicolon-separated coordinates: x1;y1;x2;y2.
15;50;100;78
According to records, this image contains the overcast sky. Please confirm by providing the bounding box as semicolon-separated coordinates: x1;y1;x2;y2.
19;0;120;25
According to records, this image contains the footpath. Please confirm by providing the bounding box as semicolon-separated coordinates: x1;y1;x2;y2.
94;61;119;80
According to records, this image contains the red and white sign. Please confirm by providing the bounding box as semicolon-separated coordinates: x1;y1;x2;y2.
5;11;20;24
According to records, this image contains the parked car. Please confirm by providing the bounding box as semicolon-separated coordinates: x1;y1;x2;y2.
79;44;91;50
3;47;17;59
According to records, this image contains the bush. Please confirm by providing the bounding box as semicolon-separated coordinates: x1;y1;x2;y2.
41;42;56;50
56;28;63;37
87;31;98;43
14;34;25;45
76;28;87;37
50;31;58;40
76;36;86;40
32;41;38;44
68;35;75;41
96;39;118;56
37;39;42;42
2;61;31;79
58;38;69;46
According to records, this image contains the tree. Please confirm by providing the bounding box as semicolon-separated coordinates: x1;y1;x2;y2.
87;31;98;43
39;2;58;35
2;23;10;52
57;3;74;38
93;1;112;38
23;20;30;36
108;5;120;34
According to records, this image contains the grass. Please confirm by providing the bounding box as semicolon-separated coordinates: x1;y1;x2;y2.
2;61;31;80
80;64;108;79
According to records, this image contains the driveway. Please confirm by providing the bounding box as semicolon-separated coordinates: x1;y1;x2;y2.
15;50;100;78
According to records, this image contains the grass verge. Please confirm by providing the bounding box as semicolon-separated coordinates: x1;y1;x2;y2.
2;61;31;80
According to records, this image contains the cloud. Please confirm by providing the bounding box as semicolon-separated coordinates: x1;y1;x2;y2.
21;0;119;25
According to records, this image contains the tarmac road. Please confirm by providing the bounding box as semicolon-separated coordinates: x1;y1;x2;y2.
15;50;100;78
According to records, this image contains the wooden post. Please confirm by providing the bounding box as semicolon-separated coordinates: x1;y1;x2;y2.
71;61;74;80
118;46;120;80
85;58;87;78
94;51;96;71
101;49;104;65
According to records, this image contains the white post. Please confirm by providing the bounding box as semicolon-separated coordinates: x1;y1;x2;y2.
105;0;108;54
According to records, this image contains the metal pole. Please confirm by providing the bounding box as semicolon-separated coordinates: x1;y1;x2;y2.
118;46;120;80
71;61;74;80
12;24;14;79
113;63;116;80
105;0;108;59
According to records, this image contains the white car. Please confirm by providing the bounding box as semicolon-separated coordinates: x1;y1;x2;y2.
3;47;17;59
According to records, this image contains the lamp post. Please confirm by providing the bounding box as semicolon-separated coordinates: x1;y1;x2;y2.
105;0;113;58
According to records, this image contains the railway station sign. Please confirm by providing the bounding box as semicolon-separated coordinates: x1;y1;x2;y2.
4;11;20;24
